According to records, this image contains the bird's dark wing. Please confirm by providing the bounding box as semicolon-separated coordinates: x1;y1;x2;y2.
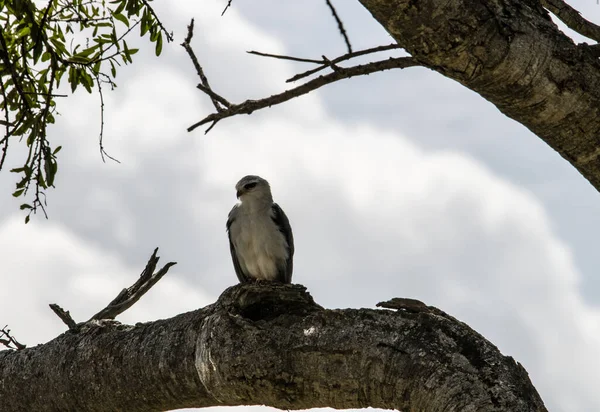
271;203;294;283
226;207;249;283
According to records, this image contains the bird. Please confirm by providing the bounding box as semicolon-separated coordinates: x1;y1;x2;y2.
226;175;294;284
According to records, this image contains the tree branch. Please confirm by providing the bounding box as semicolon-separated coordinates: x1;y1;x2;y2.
0;326;25;350
47;248;176;332
90;248;176;321
0;284;547;411
324;0;353;53
541;0;600;42
181;19;229;114
188;56;419;133
246;43;404;83
49;304;78;330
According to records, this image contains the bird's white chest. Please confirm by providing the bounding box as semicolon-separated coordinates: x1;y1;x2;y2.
231;213;287;280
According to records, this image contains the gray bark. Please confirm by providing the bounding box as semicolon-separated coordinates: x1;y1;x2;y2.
358;0;600;192
0;284;546;411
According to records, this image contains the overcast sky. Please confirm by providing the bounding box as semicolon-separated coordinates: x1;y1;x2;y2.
1;1;599;411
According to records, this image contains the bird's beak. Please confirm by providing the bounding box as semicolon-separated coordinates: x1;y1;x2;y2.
236;190;243;198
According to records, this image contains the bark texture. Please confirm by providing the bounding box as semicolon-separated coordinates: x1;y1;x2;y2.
358;0;600;191
0;284;546;411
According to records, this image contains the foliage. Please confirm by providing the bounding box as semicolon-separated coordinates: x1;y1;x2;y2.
0;0;172;221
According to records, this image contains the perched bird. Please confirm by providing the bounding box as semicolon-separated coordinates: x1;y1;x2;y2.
226;175;294;283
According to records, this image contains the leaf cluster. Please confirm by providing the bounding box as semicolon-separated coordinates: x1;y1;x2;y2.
0;0;172;221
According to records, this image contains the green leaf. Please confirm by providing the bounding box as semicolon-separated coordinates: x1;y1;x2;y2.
12;189;24;197
20;204;32;210
25;215;30;224
112;12;129;27
110;59;116;77
155;32;162;56
53;146;62;155
16;26;30;38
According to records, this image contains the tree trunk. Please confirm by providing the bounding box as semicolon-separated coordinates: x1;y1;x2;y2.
0;284;546;411
358;0;600;192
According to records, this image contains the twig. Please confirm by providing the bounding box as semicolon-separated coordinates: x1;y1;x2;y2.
541;0;600;42
141;0;174;42
325;0;352;53
221;0;233;16
188;56;419;133
0;75;10;171
196;84;231;108
96;74;120;163
247;50;324;64
90;248;177;320
0;326;26;350
49;304;78;330
287;44;403;83
181;19;228;112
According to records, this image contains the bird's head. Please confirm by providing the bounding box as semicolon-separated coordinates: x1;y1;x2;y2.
235;175;273;204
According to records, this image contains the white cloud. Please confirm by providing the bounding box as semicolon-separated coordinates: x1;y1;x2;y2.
0;218;213;346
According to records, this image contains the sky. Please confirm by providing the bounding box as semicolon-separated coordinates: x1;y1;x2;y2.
1;1;599;411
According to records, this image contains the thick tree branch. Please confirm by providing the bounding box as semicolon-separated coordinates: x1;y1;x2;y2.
541;0;600;42
0;283;546;411
355;0;600;193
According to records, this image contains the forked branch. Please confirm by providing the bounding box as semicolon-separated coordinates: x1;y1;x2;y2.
48;248;176;329
541;0;600;42
90;248;176;320
0;326;26;350
183;20;418;133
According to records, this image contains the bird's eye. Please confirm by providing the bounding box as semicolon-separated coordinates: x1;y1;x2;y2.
244;182;257;190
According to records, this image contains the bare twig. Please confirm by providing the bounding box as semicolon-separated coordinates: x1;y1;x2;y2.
90;248;177;321
287;44;403;83
49;303;78;330
96;74;120;163
0;326;26;350
196;84;231;108
541;0;600;42
247;50;324;64
188;56;419;133
324;0;352;53
181;19;228;112
221;0;233;16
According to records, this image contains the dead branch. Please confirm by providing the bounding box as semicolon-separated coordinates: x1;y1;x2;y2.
246;50;324;64
286;43;404;82
188;56;419;133
49;304;78;330
324;0;352;53
181;19;229;113
90;248;176;321
0;326;26;350
541;0;600;42
47;248;176;330
221;0;233;16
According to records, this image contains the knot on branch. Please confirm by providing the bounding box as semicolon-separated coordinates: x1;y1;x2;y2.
217;283;323;321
